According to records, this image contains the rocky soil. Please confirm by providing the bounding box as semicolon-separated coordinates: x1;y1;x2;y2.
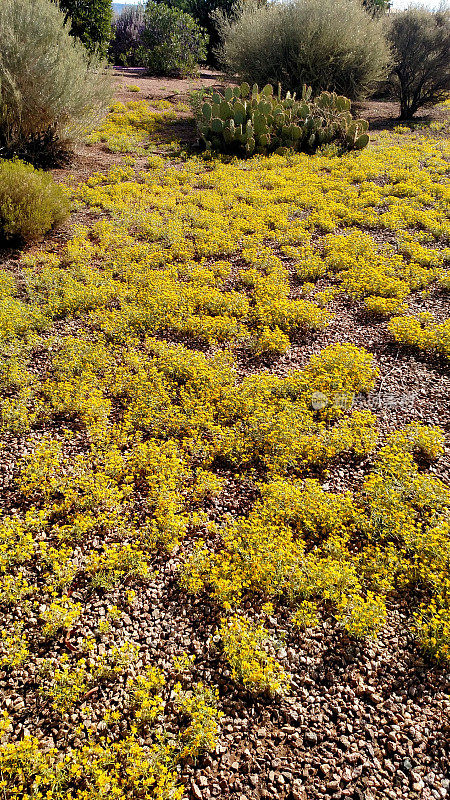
0;71;449;800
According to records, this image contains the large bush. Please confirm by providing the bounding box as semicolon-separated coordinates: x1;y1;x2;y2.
110;4;146;66
0;160;69;244
386;8;450;119
59;0;113;59
110;1;207;74
139;2;208;76
155;0;237;63
216;0;391;100
0;0;113;167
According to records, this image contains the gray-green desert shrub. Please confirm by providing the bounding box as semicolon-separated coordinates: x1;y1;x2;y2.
0;160;70;244
216;0;391;100
0;0;113;167
386;7;450;119
191;82;370;156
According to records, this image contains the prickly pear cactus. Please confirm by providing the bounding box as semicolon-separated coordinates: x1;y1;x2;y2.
191;82;370;158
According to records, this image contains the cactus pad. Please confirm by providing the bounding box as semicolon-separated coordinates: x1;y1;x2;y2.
192;81;369;157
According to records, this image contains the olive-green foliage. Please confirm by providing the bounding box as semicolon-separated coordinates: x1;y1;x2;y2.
191;82;370;156
140;1;208;77
0;160;69;244
0;0;113;167
59;0;113;59
363;0;391;17
159;0;238;64
216;0;390;100
386;8;450;119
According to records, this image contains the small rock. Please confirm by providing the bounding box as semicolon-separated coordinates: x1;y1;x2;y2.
291;780;307;800
191;781;203;800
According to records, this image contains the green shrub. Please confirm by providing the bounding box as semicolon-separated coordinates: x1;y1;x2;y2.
386;8;450;119
191;81;370;156
216;0;391;100
163;0;238;64
59;0;113;59
0;0;113;167
0;160;69;244
140;1;208;77
110;1;208;72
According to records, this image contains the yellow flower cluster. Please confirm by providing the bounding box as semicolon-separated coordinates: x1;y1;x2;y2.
41;597;83;638
183;422;448;652
359;425;450;655
0;99;448;797
0;647;223;799
85;99;187;153
0;725;184;800
219;614;290;696
175;682;223;759
389;312;450;359
39;654;89;715
127;665;166;725
291;600;320;630
0;622;29;667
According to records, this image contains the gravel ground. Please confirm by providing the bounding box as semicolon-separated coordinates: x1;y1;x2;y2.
0;81;449;800
1;293;448;799
3;567;449;800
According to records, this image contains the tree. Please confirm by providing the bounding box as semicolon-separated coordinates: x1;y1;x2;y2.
141;1;208;75
59;0;113;58
386;8;450;119
362;0;390;17
110;4;146;66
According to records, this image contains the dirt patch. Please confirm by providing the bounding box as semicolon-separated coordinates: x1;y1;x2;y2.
353;98;449;129
113;66;234;105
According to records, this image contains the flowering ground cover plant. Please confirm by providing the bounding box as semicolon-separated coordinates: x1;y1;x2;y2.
0;91;448;798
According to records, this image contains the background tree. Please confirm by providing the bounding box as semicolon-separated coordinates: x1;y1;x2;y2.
386;7;450;119
140;1;208;75
362;0;391;17
109;1;207;72
110;4;146;65
59;0;113;58
153;0;238;63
